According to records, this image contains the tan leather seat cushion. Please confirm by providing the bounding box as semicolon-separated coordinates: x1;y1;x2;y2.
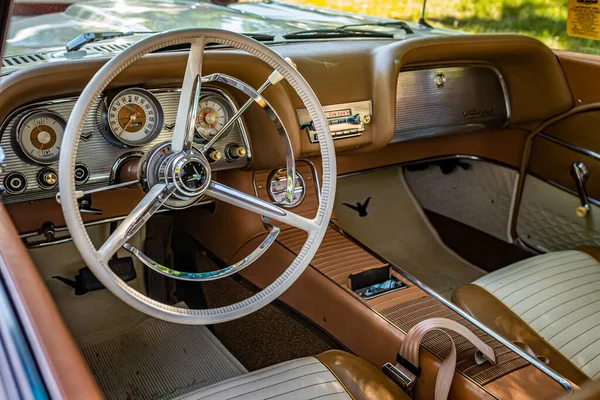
178;350;408;399
454;250;600;384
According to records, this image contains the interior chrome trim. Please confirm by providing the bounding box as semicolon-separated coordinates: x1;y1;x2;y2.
392;64;510;143
390;264;573;392
274;226;498;399
337;154;512;179
0;85;250;204
324;223;573;393
108;151;143;185
508;103;600;241
0;262;54;399
20;199;214;248
124;221;280;281
538;133;600;161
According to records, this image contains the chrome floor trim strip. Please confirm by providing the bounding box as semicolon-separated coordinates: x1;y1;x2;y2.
325;224;573;393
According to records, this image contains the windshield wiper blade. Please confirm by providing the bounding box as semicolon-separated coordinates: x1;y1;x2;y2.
283;29;394;40
338;21;415;34
66;31;155;52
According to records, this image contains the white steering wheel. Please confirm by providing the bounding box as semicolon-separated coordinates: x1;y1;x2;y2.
58;29;336;325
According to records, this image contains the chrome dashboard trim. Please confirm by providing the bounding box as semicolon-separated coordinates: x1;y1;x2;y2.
0;86;250;204
392;64;510;143
296;100;372;143
108;151;143;185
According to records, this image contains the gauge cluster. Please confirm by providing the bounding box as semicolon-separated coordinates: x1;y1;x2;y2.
0;87;250;204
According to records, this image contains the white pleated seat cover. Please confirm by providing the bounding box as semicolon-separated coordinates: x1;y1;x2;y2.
473;250;600;378
177;357;351;400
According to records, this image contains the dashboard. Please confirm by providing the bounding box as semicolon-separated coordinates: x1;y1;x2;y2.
0;34;576;235
0;86;250;204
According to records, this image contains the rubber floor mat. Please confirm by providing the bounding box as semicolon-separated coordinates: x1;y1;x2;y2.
81;317;247;400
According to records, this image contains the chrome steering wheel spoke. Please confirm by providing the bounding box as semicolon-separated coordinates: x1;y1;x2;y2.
206;181;318;233
171;37;206;152
97;183;176;263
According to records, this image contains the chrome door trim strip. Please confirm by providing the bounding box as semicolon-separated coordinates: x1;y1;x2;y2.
538;133;600;161
324;222;573;393
0;262;53;399
337;154;512;179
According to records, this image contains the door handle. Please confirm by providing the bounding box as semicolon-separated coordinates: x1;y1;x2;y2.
570;162;590;218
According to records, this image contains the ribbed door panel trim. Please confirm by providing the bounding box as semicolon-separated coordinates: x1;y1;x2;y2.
177;358;351;400
474;250;600;378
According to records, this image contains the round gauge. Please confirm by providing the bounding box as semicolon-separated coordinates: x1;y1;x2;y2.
107;88;164;146
194;95;232;141
15;110;65;165
268;169;306;208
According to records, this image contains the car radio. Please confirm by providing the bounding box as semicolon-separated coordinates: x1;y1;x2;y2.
296;100;372;143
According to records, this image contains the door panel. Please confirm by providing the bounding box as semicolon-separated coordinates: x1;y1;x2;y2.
515;53;600;252
517;175;600;252
404;158;517;242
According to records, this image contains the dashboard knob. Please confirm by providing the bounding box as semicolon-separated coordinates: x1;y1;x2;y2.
208;149;222;162
38;168;58;189
4;172;27;194
227;145;247;160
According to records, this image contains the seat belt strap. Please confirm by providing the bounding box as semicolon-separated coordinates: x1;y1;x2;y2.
396;317;497;400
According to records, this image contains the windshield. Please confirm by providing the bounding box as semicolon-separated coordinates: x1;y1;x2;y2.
4;0;599;71
5;0;407;58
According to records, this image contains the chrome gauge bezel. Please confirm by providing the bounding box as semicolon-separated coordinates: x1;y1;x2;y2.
12;109;66;165
267;168;306;208
106;88;164;147
194;93;235;142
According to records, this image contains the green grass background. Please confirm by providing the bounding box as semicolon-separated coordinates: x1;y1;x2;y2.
286;0;600;54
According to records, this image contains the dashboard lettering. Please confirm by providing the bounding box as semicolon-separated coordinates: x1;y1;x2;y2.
463;108;494;120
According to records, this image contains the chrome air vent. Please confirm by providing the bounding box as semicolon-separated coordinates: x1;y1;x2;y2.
392;65;510;143
2;53;48;68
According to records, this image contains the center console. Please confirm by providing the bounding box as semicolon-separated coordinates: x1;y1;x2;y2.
181;161;573;400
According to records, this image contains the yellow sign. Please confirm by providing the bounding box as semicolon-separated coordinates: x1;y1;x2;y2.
568;0;600;40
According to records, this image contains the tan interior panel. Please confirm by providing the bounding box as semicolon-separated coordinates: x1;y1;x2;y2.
332;128;527;176
529;136;600;202
178;161;569;399
0;204;102;399
542;111;600;153
556;51;600;105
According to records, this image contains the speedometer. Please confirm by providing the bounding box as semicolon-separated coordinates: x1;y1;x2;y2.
107;88;164;146
14;110;65;165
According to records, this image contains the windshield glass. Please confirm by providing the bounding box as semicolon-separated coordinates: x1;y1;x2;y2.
5;0;406;58
4;0;599;69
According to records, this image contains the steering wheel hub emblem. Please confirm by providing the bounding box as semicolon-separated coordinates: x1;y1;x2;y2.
141;142;212;209
173;155;210;196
